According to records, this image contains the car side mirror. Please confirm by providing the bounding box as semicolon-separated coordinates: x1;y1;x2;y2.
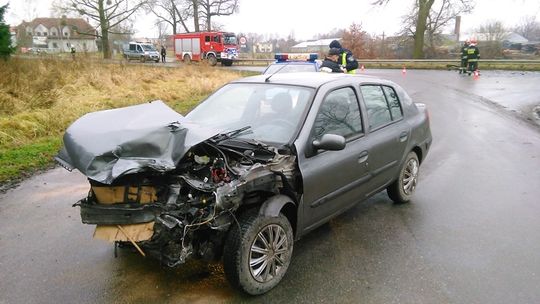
312;134;346;151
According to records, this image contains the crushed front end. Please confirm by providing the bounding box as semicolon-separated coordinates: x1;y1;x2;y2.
55;101;298;267
75;140;296;266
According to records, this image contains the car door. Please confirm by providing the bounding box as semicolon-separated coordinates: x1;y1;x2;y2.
296;86;371;233
359;84;410;196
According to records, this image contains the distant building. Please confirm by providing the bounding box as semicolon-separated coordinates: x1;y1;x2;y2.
291;38;341;53
16;17;98;52
10;26;16;48
461;32;528;44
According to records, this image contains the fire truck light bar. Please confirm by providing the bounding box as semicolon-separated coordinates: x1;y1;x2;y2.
275;53;318;62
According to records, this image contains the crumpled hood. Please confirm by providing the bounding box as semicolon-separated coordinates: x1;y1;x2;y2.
55;100;218;184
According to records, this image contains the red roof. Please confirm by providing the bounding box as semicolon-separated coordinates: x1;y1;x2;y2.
18;17;96;40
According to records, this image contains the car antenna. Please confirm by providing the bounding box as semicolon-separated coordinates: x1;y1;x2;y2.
265;62;290;82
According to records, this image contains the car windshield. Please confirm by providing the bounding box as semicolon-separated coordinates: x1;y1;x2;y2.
264;63;317;75
224;35;237;45
186;83;314;145
142;44;156;51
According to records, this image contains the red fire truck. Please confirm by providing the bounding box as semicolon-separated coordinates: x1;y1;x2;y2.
173;32;238;66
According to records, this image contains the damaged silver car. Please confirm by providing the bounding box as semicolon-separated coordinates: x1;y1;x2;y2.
56;72;432;295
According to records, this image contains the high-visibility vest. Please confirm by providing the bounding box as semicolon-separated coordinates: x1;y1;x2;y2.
341;53;356;74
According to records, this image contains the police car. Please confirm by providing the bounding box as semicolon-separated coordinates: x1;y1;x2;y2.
262;53;320;75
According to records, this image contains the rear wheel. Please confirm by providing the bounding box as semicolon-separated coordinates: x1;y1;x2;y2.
223;209;294;295
222;59;233;66
183;54;191;64
387;151;420;204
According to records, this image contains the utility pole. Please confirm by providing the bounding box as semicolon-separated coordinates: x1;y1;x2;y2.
381;31;385;59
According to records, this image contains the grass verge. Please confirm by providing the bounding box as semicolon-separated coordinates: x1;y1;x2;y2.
0;58;246;186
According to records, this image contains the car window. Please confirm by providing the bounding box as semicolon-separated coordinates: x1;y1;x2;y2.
360;85;392;130
142;44;156;51
383;86;403;120
186;84;314;144
213;36;220;43
129;44;135;51
312;87;362;140
205;36;211;42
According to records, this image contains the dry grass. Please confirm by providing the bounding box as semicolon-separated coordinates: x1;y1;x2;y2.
0;58;244;149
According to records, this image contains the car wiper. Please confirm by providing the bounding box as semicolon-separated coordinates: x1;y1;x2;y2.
211;126;252;142
218;137;276;157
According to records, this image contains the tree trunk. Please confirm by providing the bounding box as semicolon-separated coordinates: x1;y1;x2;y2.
206;14;211;31
192;0;199;32
413;0;434;59
98;0;111;59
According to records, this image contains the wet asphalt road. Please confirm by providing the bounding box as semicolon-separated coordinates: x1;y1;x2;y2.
1;70;540;304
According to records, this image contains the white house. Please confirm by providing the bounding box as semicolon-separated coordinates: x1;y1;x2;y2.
291;38;341;53
17;17;98;52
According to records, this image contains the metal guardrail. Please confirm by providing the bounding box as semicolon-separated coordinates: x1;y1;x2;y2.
232;58;540;66
359;59;540;64
234;58;540;68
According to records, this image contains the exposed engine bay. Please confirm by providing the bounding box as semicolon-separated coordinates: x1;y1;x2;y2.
62;120;298;266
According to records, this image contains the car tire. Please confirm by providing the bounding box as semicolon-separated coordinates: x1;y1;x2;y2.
222;59;233;67
223;208;294;295
183;54;191;64
207;54;217;66
387;151;420;204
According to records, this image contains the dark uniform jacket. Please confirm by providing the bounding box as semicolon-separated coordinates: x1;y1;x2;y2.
461;45;469;59
320;58;344;73
329;40;359;73
466;45;480;61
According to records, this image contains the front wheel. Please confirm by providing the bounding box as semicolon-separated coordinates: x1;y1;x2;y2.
223;209;294;295
387;151;420;204
207;54;217;66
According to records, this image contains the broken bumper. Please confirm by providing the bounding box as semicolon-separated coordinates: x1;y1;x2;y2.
76;199;162;225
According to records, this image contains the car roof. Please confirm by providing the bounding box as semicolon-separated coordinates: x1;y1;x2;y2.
270;61;316;65
232;72;388;88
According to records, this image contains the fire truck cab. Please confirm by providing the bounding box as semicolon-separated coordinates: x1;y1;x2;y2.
174;32;238;66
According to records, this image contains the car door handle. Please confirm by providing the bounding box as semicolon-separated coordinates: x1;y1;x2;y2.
399;131;409;142
358;151;369;164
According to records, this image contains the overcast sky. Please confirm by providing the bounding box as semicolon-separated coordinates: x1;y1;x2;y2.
3;0;540;40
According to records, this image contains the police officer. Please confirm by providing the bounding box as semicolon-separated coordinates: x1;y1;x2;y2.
329;40;358;74
70;45;76;60
160;45;166;63
320;48;345;73
467;38;480;74
459;40;469;74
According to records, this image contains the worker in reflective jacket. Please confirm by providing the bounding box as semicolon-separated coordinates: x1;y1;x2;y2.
466;38;480;74
329;40;359;74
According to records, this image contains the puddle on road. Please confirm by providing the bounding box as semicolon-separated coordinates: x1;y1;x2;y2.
103;251;235;303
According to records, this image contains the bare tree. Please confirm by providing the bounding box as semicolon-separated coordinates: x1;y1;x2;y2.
373;0;475;58
475;20;507;58
58;0;147;59
198;0;238;31
313;28;346;40
399;0;473;58
146;0;191;34
192;0;200;32
341;23;374;59
514;15;540;41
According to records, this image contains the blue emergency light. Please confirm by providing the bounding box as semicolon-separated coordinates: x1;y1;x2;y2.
275;53;318;62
